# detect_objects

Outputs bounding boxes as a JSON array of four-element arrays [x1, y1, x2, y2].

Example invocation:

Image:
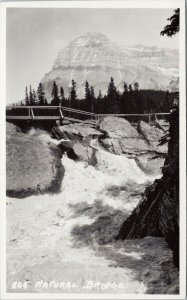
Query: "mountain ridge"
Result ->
[[41, 32, 179, 99]]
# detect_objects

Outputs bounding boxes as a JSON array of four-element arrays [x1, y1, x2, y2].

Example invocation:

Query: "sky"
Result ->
[[6, 8, 179, 104]]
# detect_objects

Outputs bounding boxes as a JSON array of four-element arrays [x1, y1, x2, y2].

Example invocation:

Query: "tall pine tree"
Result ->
[[123, 82, 128, 93], [98, 90, 102, 100], [134, 82, 139, 91], [129, 84, 132, 92], [32, 89, 39, 105], [70, 80, 77, 108], [25, 86, 30, 105], [107, 77, 120, 114], [85, 81, 91, 111], [90, 86, 95, 113], [60, 86, 65, 106], [97, 90, 103, 113], [37, 83, 45, 105], [29, 85, 34, 105], [51, 81, 60, 105]]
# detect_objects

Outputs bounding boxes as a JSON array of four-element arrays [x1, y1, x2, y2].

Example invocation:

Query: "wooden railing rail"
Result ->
[[6, 105, 170, 126]]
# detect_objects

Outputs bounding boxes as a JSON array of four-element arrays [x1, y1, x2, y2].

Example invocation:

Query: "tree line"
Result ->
[[21, 78, 175, 114]]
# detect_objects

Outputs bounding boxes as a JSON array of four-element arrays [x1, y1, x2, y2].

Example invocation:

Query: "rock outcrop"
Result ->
[[138, 120, 168, 154], [99, 116, 139, 139], [138, 120, 163, 142], [117, 107, 179, 268], [6, 122, 64, 198], [51, 123, 101, 164], [98, 117, 167, 157], [41, 32, 179, 99], [52, 123, 102, 140], [51, 116, 167, 176]]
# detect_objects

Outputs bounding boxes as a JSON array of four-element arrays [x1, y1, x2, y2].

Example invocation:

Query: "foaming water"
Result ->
[[6, 152, 149, 293], [95, 149, 160, 185], [27, 127, 61, 145], [6, 131, 177, 294], [26, 129, 160, 209]]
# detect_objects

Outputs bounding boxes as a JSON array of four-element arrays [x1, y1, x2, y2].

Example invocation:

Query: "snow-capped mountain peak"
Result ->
[[42, 32, 179, 99]]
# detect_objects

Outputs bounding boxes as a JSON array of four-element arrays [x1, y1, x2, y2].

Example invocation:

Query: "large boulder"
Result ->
[[98, 117, 153, 156], [137, 121, 168, 153], [138, 120, 163, 142], [51, 123, 101, 164], [99, 116, 139, 138], [59, 140, 97, 165], [99, 137, 150, 156], [6, 122, 21, 135], [6, 123, 64, 198]]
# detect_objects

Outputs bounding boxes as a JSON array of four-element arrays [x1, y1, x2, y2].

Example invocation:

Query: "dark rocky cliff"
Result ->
[[117, 104, 179, 268]]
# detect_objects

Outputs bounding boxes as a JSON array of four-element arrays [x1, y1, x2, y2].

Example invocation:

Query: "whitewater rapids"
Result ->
[[6, 131, 179, 294]]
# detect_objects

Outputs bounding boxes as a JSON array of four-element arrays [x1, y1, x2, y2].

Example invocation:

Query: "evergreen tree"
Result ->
[[97, 90, 103, 114], [98, 90, 102, 100], [70, 80, 77, 108], [37, 83, 45, 105], [85, 81, 90, 99], [129, 84, 133, 92], [162, 90, 170, 112], [123, 82, 128, 93], [90, 86, 95, 113], [25, 86, 30, 105], [29, 85, 34, 105], [85, 81, 91, 111], [121, 83, 128, 113], [134, 82, 139, 91], [107, 77, 120, 114], [60, 86, 65, 106], [51, 81, 60, 105], [32, 89, 38, 105], [160, 9, 179, 37]]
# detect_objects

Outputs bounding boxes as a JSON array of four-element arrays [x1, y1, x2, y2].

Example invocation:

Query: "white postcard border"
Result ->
[[0, 1, 186, 299]]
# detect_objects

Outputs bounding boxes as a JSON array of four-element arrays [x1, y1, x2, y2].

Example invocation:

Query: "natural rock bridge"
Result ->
[[6, 105, 169, 126]]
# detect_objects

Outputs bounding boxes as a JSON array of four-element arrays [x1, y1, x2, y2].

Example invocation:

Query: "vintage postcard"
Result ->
[[0, 0, 186, 299]]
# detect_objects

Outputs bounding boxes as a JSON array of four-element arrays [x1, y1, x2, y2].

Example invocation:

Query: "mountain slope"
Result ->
[[41, 32, 179, 100]]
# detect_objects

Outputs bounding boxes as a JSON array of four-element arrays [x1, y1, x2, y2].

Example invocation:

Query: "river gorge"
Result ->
[[6, 117, 179, 294]]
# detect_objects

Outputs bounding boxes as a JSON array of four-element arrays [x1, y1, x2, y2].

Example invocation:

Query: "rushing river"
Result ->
[[6, 130, 179, 294]]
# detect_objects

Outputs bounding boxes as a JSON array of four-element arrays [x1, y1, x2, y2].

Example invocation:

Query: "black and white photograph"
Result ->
[[0, 0, 186, 299]]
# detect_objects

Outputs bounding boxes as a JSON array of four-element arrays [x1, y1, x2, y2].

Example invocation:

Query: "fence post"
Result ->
[[59, 107, 63, 120], [149, 114, 151, 125], [95, 114, 97, 126], [153, 113, 156, 126], [31, 108, 34, 120]]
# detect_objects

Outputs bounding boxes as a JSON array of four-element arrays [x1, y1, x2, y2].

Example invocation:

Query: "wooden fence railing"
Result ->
[[6, 105, 170, 126]]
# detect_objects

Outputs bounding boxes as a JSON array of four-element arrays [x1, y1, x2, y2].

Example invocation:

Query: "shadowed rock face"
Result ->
[[41, 32, 179, 99], [6, 122, 64, 198], [116, 108, 179, 268]]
